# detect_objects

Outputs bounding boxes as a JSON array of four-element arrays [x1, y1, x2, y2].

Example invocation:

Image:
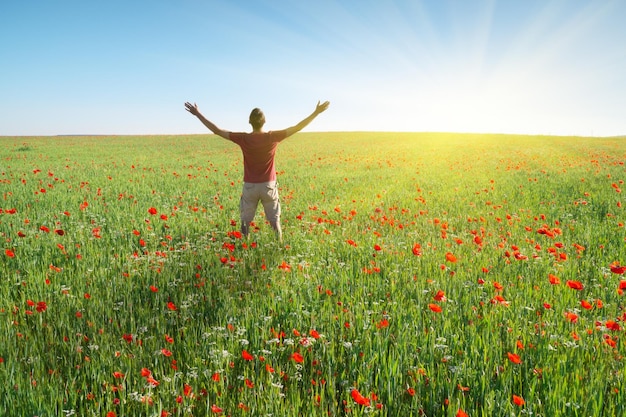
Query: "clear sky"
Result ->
[[1, 0, 625, 137]]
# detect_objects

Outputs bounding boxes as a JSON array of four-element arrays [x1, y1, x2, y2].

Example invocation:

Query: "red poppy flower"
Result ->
[[210, 404, 223, 414], [433, 290, 446, 301], [428, 303, 442, 313], [351, 388, 371, 406], [291, 352, 304, 363], [5, 249, 15, 258], [412, 243, 422, 256], [565, 312, 578, 323], [148, 207, 158, 215], [507, 352, 521, 364], [606, 320, 621, 331], [611, 265, 626, 275], [456, 409, 469, 417], [36, 301, 48, 313], [183, 383, 193, 396], [146, 376, 159, 386], [548, 274, 560, 285], [512, 394, 525, 406], [242, 350, 254, 361], [566, 280, 584, 290], [376, 318, 389, 329], [167, 302, 177, 311], [445, 252, 457, 263]]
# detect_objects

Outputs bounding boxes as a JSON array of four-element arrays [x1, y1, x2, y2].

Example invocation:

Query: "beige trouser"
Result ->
[[239, 181, 281, 238]]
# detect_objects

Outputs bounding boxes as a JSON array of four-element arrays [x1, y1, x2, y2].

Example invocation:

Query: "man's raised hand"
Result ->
[[315, 101, 330, 114], [184, 102, 200, 117]]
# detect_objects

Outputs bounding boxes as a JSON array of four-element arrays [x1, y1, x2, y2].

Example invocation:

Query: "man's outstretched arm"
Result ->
[[184, 102, 231, 139], [285, 101, 330, 138]]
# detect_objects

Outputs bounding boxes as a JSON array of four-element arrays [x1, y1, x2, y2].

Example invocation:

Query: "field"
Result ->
[[1, 132, 625, 416]]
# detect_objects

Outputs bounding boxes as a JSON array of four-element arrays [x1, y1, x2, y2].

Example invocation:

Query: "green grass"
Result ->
[[1, 132, 625, 416]]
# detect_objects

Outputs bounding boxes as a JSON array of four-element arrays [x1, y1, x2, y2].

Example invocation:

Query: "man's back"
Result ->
[[228, 130, 288, 183]]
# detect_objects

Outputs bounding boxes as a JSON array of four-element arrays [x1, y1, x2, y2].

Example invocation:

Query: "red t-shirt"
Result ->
[[228, 130, 288, 183]]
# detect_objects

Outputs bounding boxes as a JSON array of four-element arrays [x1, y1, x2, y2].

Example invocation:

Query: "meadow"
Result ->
[[1, 132, 625, 417]]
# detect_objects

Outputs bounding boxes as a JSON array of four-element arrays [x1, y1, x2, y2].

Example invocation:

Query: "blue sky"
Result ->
[[1, 0, 625, 136]]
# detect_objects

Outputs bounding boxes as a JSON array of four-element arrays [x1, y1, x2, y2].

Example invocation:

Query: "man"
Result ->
[[184, 100, 330, 241]]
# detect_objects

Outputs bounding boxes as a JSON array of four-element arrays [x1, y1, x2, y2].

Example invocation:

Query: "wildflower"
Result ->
[[611, 264, 626, 275], [242, 350, 254, 361], [428, 303, 442, 313], [548, 274, 560, 285], [146, 376, 159, 387], [433, 290, 446, 301], [376, 318, 389, 329], [291, 352, 304, 363], [350, 388, 370, 406], [456, 410, 469, 417], [148, 207, 158, 215], [565, 312, 579, 323], [606, 320, 621, 331], [6, 249, 16, 259], [445, 252, 457, 263], [406, 387, 415, 396], [566, 280, 584, 290], [507, 352, 521, 364], [210, 404, 223, 414], [512, 394, 525, 406]]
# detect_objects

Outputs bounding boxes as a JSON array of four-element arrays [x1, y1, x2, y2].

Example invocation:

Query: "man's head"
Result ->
[[249, 108, 266, 131]]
